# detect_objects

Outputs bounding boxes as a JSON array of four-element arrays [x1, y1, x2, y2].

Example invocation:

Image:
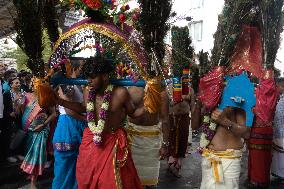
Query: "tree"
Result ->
[[171, 26, 194, 77]]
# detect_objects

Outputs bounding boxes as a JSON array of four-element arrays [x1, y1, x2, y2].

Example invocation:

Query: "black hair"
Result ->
[[81, 56, 114, 78], [276, 77, 284, 83], [4, 70, 16, 81], [8, 77, 19, 87]]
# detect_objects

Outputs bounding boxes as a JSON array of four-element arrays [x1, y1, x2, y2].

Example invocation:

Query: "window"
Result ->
[[189, 21, 203, 41]]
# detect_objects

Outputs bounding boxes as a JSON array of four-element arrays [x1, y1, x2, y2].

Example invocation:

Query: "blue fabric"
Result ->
[[52, 114, 86, 189], [52, 150, 78, 189], [53, 114, 86, 148], [2, 81, 10, 93]]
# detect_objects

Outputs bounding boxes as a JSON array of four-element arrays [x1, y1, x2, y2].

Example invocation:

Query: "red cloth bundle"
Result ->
[[198, 66, 225, 111], [254, 78, 279, 122]]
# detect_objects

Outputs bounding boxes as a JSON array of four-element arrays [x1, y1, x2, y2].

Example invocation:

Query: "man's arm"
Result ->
[[212, 109, 251, 139], [54, 87, 86, 113], [191, 99, 203, 130]]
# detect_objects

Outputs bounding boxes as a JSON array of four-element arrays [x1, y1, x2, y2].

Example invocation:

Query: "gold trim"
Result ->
[[113, 140, 123, 189], [141, 179, 159, 186], [53, 23, 146, 77], [249, 143, 272, 150], [126, 128, 160, 137]]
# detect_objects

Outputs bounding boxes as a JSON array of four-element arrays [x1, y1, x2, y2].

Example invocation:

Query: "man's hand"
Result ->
[[211, 109, 229, 126], [159, 146, 169, 160], [33, 124, 45, 132], [10, 112, 16, 118]]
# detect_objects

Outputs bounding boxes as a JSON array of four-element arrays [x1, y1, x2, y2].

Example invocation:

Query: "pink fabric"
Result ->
[[254, 79, 279, 122], [198, 66, 225, 111]]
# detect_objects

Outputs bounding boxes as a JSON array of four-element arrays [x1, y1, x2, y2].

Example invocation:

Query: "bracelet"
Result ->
[[162, 141, 169, 148]]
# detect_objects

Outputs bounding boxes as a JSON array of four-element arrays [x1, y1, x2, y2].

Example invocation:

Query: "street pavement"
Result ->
[[0, 136, 283, 189]]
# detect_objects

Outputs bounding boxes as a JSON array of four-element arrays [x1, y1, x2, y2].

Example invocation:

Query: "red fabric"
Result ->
[[254, 78, 279, 122], [248, 126, 273, 186], [248, 148, 272, 186], [227, 25, 264, 78], [198, 66, 224, 111], [76, 128, 143, 189], [173, 90, 182, 103]]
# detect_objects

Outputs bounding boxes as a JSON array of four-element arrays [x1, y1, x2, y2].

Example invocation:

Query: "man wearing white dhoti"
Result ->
[[127, 86, 170, 188], [271, 78, 284, 180]]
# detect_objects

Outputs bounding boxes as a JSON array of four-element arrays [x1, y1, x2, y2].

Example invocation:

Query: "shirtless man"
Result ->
[[54, 56, 144, 189], [127, 86, 170, 188], [192, 101, 251, 189], [168, 84, 195, 177]]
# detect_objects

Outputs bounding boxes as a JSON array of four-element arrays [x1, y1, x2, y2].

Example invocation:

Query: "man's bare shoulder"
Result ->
[[113, 86, 129, 99]]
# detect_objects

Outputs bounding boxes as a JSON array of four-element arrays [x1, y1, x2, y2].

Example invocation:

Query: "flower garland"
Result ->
[[86, 84, 114, 145], [197, 114, 217, 154]]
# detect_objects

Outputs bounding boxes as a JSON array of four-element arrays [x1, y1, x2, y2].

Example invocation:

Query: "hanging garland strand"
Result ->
[[13, 0, 45, 77]]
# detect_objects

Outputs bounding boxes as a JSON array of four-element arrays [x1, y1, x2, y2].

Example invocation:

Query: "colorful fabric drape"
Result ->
[[21, 94, 49, 176], [52, 114, 86, 189], [198, 66, 224, 111], [76, 128, 143, 189], [144, 77, 162, 114]]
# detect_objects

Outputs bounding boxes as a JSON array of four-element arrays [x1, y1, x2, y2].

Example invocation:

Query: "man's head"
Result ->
[[70, 60, 81, 78], [81, 56, 114, 90], [4, 70, 17, 81], [0, 64, 6, 79], [276, 78, 284, 94]]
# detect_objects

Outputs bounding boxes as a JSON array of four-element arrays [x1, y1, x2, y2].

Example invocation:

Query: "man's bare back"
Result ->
[[128, 86, 159, 126]]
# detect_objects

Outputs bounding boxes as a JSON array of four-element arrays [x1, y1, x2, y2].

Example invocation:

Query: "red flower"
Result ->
[[132, 13, 139, 21], [83, 0, 102, 9], [119, 13, 126, 22]]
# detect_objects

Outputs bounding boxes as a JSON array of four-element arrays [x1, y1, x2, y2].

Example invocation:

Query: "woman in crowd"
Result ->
[[20, 79, 56, 189], [3, 77, 25, 163]]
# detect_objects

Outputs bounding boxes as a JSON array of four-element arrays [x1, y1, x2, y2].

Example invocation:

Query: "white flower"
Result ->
[[97, 120, 105, 127], [200, 133, 210, 148], [203, 116, 210, 123], [209, 122, 217, 130], [87, 102, 94, 111], [101, 102, 109, 109], [93, 135, 102, 142]]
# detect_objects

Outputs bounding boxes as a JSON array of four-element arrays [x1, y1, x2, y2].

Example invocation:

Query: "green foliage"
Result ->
[[2, 31, 52, 72], [171, 26, 194, 77], [13, 0, 44, 77], [138, 0, 172, 75], [198, 50, 210, 77]]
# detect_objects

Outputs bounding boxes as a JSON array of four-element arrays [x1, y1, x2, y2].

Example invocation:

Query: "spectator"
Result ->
[[3, 70, 17, 93], [0, 64, 6, 161], [3, 77, 25, 163], [18, 71, 33, 92]]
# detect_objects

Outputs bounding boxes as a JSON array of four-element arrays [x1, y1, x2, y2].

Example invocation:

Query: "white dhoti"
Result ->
[[126, 122, 161, 186], [271, 139, 284, 178], [200, 148, 242, 189]]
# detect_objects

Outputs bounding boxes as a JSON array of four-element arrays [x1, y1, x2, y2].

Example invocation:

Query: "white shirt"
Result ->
[[0, 80, 3, 118]]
